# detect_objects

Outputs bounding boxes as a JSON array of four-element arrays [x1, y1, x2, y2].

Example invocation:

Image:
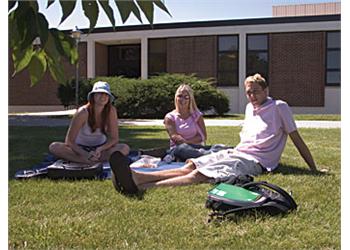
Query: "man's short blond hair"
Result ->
[[244, 73, 268, 89]]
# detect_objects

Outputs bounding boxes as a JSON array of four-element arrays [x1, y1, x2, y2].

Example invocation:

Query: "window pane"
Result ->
[[218, 36, 238, 51], [120, 47, 139, 61], [327, 50, 340, 69], [148, 39, 167, 76], [149, 39, 167, 53], [217, 36, 239, 86], [217, 71, 238, 86], [247, 35, 268, 50], [148, 53, 166, 75], [247, 51, 268, 77], [327, 71, 340, 85], [327, 32, 340, 49], [218, 52, 238, 71], [109, 45, 141, 78]]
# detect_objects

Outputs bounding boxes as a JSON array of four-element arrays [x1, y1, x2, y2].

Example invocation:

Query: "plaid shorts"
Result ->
[[190, 149, 264, 183]]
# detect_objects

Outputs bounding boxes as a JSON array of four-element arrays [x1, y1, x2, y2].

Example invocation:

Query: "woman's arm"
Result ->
[[289, 130, 317, 172], [65, 108, 90, 158], [164, 116, 186, 144], [197, 115, 207, 142]]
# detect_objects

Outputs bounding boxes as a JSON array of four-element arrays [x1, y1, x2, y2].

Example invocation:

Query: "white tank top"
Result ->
[[75, 119, 107, 146]]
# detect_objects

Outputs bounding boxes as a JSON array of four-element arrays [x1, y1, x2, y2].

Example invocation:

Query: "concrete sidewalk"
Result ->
[[8, 110, 340, 128], [117, 118, 341, 128]]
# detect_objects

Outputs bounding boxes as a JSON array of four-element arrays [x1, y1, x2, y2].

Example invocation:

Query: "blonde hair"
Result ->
[[174, 84, 199, 114], [244, 73, 268, 89]]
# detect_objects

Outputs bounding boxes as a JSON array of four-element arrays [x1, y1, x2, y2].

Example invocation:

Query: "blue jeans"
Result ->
[[168, 143, 233, 162]]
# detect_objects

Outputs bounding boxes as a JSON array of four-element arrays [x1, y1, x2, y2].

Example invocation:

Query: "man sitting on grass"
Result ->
[[109, 73, 318, 195]]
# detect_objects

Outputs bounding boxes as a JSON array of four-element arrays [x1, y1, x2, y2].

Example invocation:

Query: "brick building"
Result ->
[[9, 7, 341, 114]]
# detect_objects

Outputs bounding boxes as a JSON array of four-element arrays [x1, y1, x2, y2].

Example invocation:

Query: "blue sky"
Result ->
[[38, 0, 341, 31]]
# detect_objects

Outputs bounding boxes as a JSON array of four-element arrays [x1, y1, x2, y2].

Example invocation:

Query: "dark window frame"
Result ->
[[325, 31, 341, 86], [246, 33, 269, 82], [216, 35, 239, 87]]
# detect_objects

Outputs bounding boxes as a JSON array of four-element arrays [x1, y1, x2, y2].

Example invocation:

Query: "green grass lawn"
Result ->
[[9, 126, 340, 249]]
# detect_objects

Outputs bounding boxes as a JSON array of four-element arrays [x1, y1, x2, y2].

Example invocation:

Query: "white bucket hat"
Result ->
[[87, 81, 115, 102]]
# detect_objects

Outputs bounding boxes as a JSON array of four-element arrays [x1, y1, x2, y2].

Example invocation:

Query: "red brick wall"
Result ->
[[167, 36, 217, 79], [9, 42, 87, 105], [95, 42, 108, 76], [269, 32, 325, 106]]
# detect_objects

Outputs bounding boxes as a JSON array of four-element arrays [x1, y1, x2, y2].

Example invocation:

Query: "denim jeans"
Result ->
[[168, 143, 233, 162]]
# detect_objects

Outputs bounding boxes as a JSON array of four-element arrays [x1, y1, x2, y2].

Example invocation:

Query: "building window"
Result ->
[[246, 34, 268, 80], [148, 38, 167, 76], [217, 35, 239, 86], [108, 44, 140, 78], [326, 31, 340, 86]]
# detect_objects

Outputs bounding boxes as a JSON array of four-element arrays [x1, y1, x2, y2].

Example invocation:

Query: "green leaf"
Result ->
[[47, 57, 66, 84], [9, 0, 171, 87], [12, 45, 34, 75], [153, 0, 172, 17], [8, 12, 19, 48], [11, 1, 37, 51], [49, 29, 76, 63], [69, 45, 79, 65], [115, 0, 142, 23], [61, 36, 78, 65], [47, 0, 55, 8], [43, 31, 67, 83], [136, 0, 154, 24], [8, 0, 17, 11], [28, 1, 39, 12], [28, 50, 47, 86], [98, 0, 115, 29], [82, 0, 99, 32], [44, 31, 61, 60], [36, 13, 49, 47], [59, 0, 76, 24]]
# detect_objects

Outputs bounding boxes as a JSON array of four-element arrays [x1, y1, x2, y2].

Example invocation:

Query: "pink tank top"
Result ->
[[165, 110, 205, 147]]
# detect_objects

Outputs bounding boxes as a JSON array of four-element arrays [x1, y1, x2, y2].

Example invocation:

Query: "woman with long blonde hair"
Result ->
[[160, 84, 209, 162]]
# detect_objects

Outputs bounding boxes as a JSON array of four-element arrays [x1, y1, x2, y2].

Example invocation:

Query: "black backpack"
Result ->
[[15, 160, 103, 180], [205, 178, 297, 222], [46, 160, 103, 179]]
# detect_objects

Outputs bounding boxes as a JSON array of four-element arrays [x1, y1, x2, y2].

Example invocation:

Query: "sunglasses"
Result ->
[[176, 94, 190, 100]]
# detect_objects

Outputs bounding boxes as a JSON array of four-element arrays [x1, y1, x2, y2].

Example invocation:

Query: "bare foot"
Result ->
[[131, 171, 141, 186]]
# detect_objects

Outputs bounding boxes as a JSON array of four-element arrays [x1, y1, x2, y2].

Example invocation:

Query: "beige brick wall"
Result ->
[[273, 2, 340, 16], [167, 36, 217, 79]]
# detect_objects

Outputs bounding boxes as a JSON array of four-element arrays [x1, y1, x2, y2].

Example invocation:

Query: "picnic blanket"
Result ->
[[14, 152, 185, 180]]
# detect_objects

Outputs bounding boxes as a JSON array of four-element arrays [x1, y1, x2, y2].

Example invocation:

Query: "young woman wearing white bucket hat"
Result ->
[[49, 81, 129, 164]]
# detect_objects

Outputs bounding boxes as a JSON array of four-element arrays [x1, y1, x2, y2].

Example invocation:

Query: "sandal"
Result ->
[[109, 151, 139, 195]]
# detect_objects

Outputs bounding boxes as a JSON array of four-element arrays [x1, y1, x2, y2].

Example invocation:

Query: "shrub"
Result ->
[[57, 74, 230, 118], [57, 78, 93, 108]]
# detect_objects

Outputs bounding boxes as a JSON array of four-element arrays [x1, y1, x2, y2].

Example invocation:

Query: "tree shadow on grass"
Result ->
[[9, 126, 170, 179], [273, 163, 330, 176], [119, 126, 169, 149]]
